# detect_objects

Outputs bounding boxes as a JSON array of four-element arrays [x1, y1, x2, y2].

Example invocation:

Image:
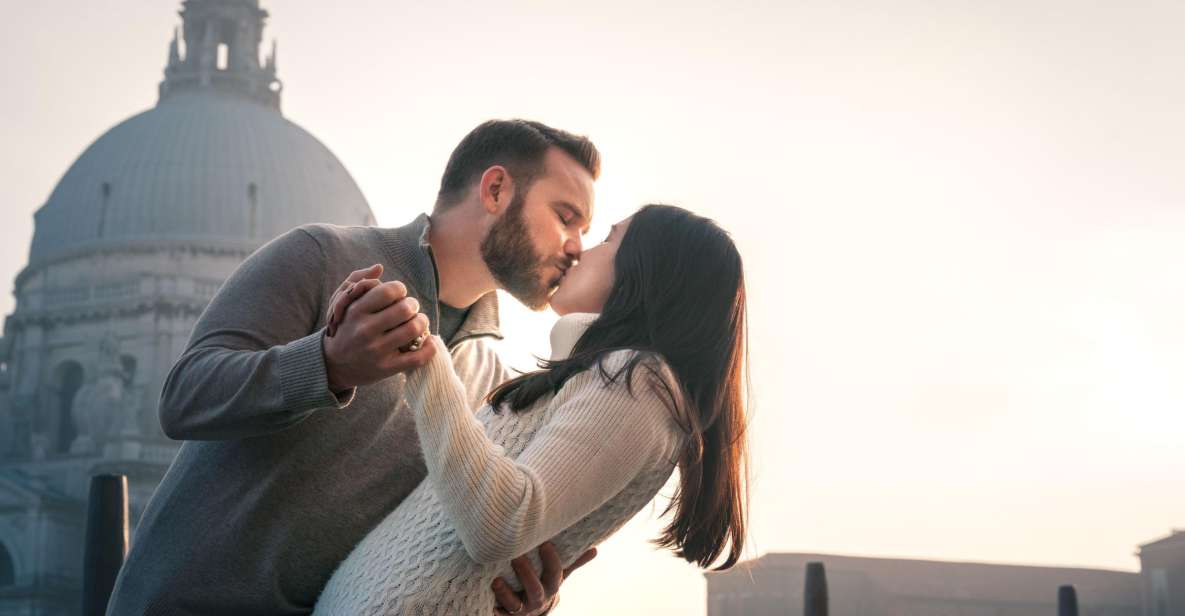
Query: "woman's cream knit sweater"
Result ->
[[314, 314, 685, 615]]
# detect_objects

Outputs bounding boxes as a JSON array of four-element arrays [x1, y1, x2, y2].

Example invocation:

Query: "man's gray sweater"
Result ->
[[106, 215, 506, 615]]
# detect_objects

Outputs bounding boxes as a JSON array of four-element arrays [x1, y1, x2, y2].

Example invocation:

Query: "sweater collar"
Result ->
[[378, 213, 502, 343], [549, 313, 599, 361]]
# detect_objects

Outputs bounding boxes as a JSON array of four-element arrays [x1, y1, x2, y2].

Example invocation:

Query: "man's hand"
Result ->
[[322, 264, 434, 392], [492, 543, 597, 616]]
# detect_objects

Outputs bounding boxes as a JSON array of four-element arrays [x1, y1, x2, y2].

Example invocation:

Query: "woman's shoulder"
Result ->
[[587, 350, 687, 452], [598, 347, 677, 377], [559, 349, 685, 412]]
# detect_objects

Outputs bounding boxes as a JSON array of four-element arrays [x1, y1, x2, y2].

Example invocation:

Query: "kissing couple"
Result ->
[[107, 119, 750, 615]]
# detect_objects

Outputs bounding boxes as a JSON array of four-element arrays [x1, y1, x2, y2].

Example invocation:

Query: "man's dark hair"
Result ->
[[434, 119, 601, 210]]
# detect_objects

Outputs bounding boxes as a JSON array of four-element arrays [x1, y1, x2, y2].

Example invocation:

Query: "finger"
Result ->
[[511, 556, 545, 612], [334, 279, 381, 328], [382, 334, 437, 374], [327, 279, 378, 336], [330, 264, 383, 312], [388, 315, 431, 353], [326, 297, 343, 336], [349, 277, 380, 299], [377, 313, 428, 350], [331, 264, 382, 307], [326, 286, 350, 335], [351, 280, 408, 315], [368, 297, 421, 335], [327, 266, 383, 335], [538, 543, 563, 597], [563, 547, 597, 578], [345, 263, 383, 285], [326, 283, 353, 331], [491, 578, 524, 615]]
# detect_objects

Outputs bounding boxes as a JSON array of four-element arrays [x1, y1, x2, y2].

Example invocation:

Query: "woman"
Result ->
[[313, 204, 749, 615]]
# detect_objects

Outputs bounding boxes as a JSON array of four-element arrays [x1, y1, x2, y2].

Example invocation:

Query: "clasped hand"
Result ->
[[321, 264, 598, 615], [322, 264, 434, 393]]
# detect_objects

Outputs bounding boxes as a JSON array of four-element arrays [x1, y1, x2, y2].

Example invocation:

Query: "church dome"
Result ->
[[27, 92, 375, 266], [26, 0, 375, 267]]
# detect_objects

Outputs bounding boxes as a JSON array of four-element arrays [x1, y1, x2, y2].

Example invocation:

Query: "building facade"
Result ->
[[0, 2, 375, 613], [1138, 530, 1185, 616], [706, 552, 1147, 616]]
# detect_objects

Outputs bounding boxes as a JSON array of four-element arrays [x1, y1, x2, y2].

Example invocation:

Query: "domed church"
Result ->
[[0, 1, 375, 612]]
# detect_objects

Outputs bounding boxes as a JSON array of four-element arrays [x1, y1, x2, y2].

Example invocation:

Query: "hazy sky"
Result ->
[[3, 2, 1184, 614]]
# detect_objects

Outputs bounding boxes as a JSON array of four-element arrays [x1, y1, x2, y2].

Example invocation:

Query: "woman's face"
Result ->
[[549, 216, 633, 315]]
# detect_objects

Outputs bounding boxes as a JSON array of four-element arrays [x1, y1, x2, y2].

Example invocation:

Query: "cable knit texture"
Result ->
[[314, 315, 685, 615]]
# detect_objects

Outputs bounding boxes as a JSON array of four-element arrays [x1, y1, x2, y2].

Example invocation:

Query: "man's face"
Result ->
[[481, 147, 595, 310]]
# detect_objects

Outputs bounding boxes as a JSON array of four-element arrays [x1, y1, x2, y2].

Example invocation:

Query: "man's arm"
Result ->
[[158, 227, 346, 440], [492, 543, 597, 616]]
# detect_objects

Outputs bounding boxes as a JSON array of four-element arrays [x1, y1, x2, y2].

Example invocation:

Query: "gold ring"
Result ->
[[401, 331, 429, 352]]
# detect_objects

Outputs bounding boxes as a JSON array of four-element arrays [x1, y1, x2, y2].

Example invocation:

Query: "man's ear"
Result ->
[[478, 166, 515, 215]]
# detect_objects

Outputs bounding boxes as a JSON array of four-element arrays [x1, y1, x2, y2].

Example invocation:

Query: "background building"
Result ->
[[1138, 529, 1185, 616], [0, 1, 374, 613], [705, 540, 1185, 616]]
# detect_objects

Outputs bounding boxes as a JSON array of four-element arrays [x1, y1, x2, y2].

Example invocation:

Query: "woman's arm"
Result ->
[[449, 337, 516, 414], [406, 337, 681, 564]]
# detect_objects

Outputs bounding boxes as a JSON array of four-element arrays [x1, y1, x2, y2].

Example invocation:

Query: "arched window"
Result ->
[[217, 43, 229, 70], [0, 542, 14, 586], [55, 361, 84, 453]]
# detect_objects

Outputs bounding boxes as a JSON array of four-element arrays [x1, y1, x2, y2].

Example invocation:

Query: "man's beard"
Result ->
[[480, 195, 561, 310]]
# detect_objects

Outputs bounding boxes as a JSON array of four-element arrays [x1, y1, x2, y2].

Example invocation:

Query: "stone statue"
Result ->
[[70, 333, 133, 454]]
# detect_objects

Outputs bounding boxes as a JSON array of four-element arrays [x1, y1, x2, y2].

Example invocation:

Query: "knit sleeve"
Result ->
[[447, 337, 514, 414], [405, 337, 682, 564]]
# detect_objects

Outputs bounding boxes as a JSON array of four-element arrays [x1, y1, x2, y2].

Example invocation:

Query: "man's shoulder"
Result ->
[[291, 223, 404, 272], [295, 218, 428, 266], [292, 219, 442, 302], [292, 222, 380, 250]]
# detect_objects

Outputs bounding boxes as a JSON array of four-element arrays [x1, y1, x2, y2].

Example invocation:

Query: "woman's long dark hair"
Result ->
[[487, 204, 749, 570]]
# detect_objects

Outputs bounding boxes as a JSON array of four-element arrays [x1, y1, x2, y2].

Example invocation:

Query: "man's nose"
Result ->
[[564, 235, 582, 262]]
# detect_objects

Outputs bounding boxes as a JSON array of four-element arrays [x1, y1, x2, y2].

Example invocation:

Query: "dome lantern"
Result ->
[[160, 0, 282, 111]]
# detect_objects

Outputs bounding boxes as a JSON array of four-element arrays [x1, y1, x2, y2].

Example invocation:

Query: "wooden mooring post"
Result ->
[[804, 561, 829, 616], [1058, 584, 1079, 616], [82, 474, 129, 616]]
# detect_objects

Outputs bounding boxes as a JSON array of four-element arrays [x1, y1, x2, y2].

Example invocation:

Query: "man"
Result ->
[[107, 119, 600, 615]]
